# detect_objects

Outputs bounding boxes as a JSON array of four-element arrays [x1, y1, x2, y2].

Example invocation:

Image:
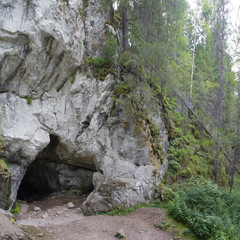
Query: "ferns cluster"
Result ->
[[167, 179, 240, 240]]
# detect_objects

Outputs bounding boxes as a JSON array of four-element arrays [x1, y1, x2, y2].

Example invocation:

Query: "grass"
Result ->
[[100, 200, 166, 216], [155, 218, 198, 240]]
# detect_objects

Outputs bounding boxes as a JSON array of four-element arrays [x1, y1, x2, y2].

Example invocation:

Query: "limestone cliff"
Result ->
[[0, 0, 169, 214]]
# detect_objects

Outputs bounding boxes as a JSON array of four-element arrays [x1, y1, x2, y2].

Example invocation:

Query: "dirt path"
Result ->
[[15, 195, 175, 240]]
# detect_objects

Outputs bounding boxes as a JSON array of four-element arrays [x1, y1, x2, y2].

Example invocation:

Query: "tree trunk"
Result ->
[[122, 7, 129, 51]]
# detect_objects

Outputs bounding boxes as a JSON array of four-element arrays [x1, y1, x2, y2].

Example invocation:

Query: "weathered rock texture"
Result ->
[[0, 209, 30, 240], [81, 172, 153, 215], [0, 0, 169, 213]]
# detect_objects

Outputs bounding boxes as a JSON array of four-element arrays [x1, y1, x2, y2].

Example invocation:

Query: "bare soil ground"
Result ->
[[14, 195, 176, 240]]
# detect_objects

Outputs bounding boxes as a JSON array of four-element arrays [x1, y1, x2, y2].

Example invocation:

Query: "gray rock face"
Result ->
[[81, 172, 153, 215], [0, 0, 169, 213], [0, 209, 30, 240], [0, 0, 84, 98]]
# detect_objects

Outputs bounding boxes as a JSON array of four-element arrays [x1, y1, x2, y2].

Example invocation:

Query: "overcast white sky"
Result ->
[[188, 0, 240, 72], [229, 0, 240, 26], [188, 0, 240, 27]]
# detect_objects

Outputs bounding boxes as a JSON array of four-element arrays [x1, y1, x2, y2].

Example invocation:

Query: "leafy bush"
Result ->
[[167, 179, 240, 240]]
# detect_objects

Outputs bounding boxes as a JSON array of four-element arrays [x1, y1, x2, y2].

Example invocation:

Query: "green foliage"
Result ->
[[114, 82, 131, 97], [78, 0, 88, 19], [168, 160, 181, 173], [83, 34, 118, 80], [22, 97, 33, 105], [11, 202, 20, 214], [0, 159, 9, 174], [167, 179, 240, 240], [116, 233, 125, 239], [159, 184, 178, 202], [163, 111, 231, 185], [0, 159, 7, 169], [100, 34, 118, 64], [101, 201, 162, 216], [71, 73, 76, 84], [26, 98, 32, 105], [114, 52, 165, 119], [154, 217, 197, 240], [10, 217, 15, 224], [118, 51, 139, 72], [155, 220, 173, 230]]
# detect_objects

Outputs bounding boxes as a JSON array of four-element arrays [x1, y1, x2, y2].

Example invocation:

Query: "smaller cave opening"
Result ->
[[17, 134, 95, 202]]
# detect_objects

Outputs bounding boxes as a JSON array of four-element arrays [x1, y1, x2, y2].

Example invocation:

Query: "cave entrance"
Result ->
[[17, 135, 95, 202]]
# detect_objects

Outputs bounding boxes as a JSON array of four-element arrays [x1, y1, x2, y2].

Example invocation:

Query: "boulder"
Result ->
[[81, 173, 153, 215]]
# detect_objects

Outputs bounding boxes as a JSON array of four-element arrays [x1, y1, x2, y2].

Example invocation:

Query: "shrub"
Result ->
[[167, 179, 240, 240]]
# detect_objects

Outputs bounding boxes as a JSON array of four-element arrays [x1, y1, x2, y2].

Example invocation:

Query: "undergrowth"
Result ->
[[167, 179, 240, 240], [102, 199, 197, 240], [165, 110, 228, 186], [98, 200, 164, 216], [102, 179, 240, 240], [83, 33, 118, 80]]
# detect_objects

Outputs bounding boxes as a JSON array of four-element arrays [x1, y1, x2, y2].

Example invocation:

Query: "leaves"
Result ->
[[167, 180, 240, 240]]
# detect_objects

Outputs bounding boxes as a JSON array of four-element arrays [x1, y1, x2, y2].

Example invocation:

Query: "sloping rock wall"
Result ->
[[0, 209, 30, 240], [0, 0, 169, 213]]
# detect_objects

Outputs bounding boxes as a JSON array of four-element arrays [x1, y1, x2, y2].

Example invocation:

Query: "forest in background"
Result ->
[[95, 0, 240, 239], [97, 0, 240, 188]]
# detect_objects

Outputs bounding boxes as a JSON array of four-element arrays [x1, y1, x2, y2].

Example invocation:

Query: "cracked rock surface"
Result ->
[[0, 0, 169, 213]]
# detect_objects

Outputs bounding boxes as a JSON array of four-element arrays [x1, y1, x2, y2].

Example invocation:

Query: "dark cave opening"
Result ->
[[17, 158, 62, 201], [17, 134, 95, 202]]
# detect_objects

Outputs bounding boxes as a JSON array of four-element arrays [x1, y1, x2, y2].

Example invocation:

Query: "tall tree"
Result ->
[[213, 0, 229, 183]]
